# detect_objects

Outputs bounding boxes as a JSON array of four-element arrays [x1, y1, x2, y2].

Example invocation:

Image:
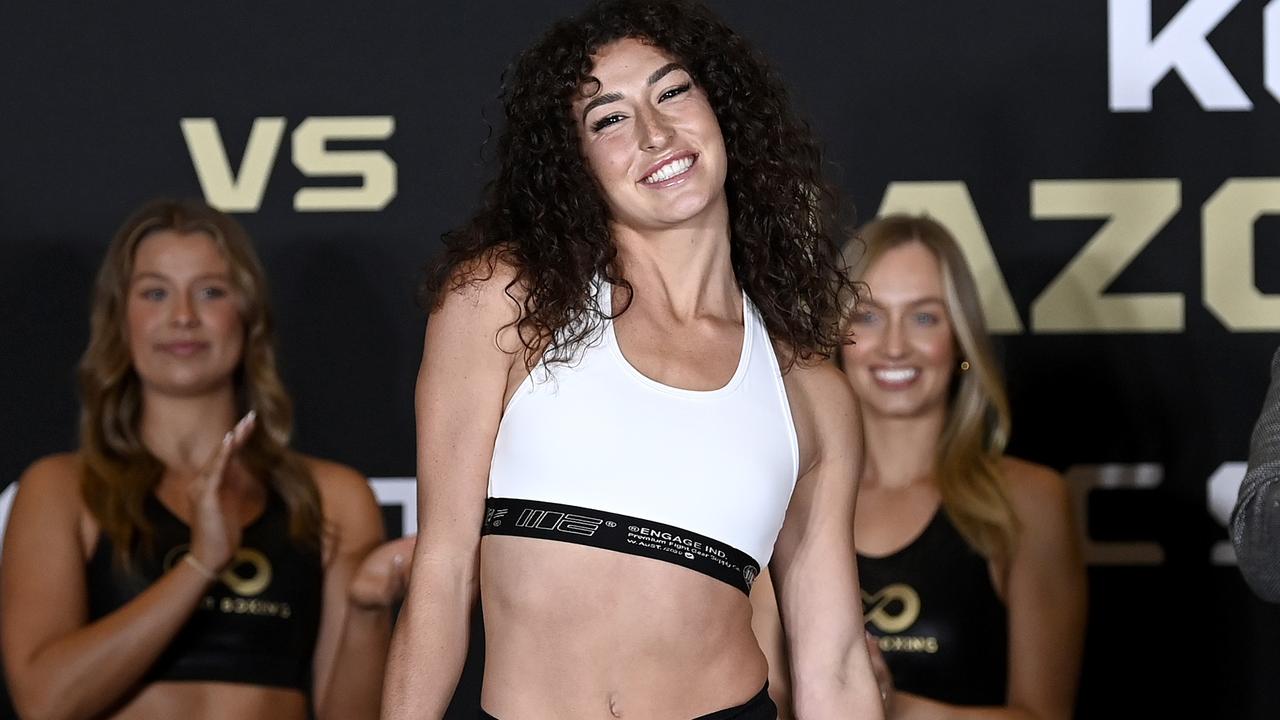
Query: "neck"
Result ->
[[861, 405, 947, 490], [138, 382, 239, 477], [609, 201, 737, 320]]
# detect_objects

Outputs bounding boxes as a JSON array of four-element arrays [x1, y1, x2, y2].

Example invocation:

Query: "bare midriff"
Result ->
[[105, 682, 307, 720], [480, 535, 768, 719]]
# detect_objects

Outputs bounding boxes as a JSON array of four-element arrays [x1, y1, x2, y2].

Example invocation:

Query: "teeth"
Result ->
[[873, 367, 918, 383], [643, 156, 694, 184]]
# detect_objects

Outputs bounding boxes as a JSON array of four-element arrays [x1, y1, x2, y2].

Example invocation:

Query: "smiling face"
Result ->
[[574, 37, 729, 232], [840, 240, 958, 420], [125, 229, 245, 397]]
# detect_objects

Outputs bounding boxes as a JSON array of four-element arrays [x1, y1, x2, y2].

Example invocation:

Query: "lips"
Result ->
[[870, 366, 919, 388], [157, 341, 209, 357], [639, 152, 697, 185]]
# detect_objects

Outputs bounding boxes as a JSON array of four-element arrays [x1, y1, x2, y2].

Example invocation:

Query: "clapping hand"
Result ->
[[186, 411, 256, 576]]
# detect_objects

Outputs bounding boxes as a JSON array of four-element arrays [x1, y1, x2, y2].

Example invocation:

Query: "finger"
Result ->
[[393, 552, 410, 583], [864, 631, 883, 660], [230, 410, 257, 448], [202, 431, 236, 496]]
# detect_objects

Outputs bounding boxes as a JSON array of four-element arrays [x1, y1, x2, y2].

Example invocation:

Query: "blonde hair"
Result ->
[[79, 199, 322, 566], [843, 214, 1018, 561]]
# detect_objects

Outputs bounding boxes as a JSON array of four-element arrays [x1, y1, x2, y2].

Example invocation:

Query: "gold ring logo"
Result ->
[[862, 583, 921, 634], [165, 546, 273, 597]]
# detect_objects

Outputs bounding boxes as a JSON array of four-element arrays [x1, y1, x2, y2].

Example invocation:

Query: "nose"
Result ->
[[882, 316, 907, 359], [170, 291, 198, 328], [635, 107, 673, 151]]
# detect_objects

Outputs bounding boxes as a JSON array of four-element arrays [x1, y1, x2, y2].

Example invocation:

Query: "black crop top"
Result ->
[[857, 507, 1008, 706], [85, 491, 322, 691]]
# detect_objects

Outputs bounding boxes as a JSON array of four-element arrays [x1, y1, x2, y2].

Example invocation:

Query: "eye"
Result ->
[[849, 309, 879, 325], [139, 287, 167, 301], [591, 114, 626, 132], [198, 285, 229, 300], [914, 312, 939, 326], [658, 83, 690, 102]]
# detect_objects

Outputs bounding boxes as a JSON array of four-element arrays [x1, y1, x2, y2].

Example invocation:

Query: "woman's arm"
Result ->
[[309, 460, 397, 720], [885, 461, 1087, 720], [749, 568, 794, 719], [771, 363, 883, 720], [1, 420, 253, 720], [381, 262, 524, 720]]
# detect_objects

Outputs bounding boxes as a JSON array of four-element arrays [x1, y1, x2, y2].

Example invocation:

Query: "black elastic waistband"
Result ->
[[482, 497, 761, 595]]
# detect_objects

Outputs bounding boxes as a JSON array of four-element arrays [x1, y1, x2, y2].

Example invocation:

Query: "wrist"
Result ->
[[182, 553, 221, 582]]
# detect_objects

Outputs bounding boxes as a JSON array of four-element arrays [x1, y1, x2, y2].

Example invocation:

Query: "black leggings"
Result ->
[[479, 684, 776, 719]]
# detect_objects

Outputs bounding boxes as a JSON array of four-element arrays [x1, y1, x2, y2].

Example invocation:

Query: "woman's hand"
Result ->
[[187, 411, 256, 573], [866, 631, 897, 718], [349, 535, 416, 609]]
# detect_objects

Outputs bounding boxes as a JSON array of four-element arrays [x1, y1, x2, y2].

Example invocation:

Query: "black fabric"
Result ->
[[85, 491, 322, 690], [482, 497, 761, 595], [478, 683, 776, 719], [858, 508, 1008, 706]]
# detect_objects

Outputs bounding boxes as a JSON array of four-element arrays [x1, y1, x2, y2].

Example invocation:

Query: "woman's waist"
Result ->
[[480, 583, 766, 719], [110, 681, 307, 720], [481, 535, 758, 646]]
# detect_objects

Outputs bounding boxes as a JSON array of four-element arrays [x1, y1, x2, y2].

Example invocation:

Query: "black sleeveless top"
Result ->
[[857, 507, 1008, 706], [85, 491, 323, 690]]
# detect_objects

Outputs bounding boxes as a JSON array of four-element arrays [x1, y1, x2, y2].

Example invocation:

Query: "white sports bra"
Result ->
[[483, 280, 799, 594]]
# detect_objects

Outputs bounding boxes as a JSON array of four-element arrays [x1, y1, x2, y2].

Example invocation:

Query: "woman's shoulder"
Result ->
[[297, 455, 385, 556], [22, 451, 82, 478], [779, 359, 859, 474], [780, 356, 855, 406], [300, 456, 375, 509], [430, 249, 533, 355], [998, 456, 1074, 529], [10, 452, 89, 533], [434, 248, 529, 317], [17, 452, 85, 503]]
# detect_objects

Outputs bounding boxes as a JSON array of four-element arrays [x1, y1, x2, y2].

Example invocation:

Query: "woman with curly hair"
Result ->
[[839, 215, 1086, 719], [1, 199, 412, 720], [384, 1, 882, 718]]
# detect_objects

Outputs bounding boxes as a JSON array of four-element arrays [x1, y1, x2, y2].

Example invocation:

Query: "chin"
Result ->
[[141, 370, 237, 398]]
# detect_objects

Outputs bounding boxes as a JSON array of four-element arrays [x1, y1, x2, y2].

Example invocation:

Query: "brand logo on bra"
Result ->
[[862, 583, 921, 634], [514, 509, 604, 537], [743, 565, 759, 590], [485, 507, 509, 527]]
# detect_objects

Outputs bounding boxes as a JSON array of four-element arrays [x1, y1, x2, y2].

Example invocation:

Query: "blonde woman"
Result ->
[[1, 199, 411, 720], [839, 214, 1086, 719]]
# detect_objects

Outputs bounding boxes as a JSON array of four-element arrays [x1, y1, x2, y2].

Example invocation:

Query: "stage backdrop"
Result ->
[[1, 1, 1276, 717]]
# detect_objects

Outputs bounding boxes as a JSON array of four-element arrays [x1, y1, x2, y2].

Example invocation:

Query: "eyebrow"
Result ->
[[859, 297, 947, 309], [130, 271, 230, 284], [579, 62, 687, 123], [647, 62, 683, 86], [581, 91, 624, 123]]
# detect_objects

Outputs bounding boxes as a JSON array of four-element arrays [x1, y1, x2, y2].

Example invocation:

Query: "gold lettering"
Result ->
[[1030, 179, 1183, 332], [181, 117, 286, 213], [1203, 178, 1280, 330], [876, 635, 939, 654], [292, 116, 397, 211]]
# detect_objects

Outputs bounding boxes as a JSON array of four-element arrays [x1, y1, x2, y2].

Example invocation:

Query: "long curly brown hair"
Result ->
[[423, 0, 857, 370], [79, 199, 322, 567]]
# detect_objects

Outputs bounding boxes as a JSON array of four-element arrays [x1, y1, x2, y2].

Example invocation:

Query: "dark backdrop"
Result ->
[[1, 1, 1276, 717]]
